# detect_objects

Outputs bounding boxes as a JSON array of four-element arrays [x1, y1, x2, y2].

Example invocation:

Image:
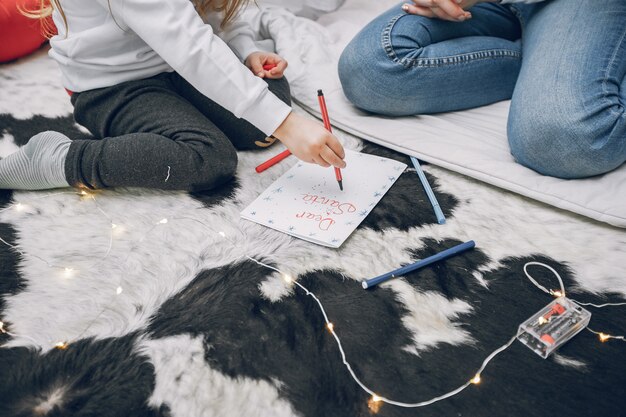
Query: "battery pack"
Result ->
[[517, 297, 591, 359]]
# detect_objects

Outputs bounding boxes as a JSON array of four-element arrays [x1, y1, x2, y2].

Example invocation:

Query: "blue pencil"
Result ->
[[362, 240, 475, 289], [410, 156, 445, 225]]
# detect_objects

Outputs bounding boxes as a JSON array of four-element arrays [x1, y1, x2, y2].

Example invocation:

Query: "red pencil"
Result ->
[[317, 89, 343, 191], [255, 148, 291, 173]]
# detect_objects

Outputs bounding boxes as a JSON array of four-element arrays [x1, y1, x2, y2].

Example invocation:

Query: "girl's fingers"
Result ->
[[267, 60, 288, 79], [262, 55, 288, 79], [320, 145, 345, 169], [274, 59, 288, 74], [325, 133, 346, 162], [313, 155, 331, 168], [247, 56, 265, 78]]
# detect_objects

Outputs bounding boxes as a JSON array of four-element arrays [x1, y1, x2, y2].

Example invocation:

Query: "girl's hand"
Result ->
[[402, 0, 495, 22], [273, 112, 346, 169], [245, 52, 288, 79]]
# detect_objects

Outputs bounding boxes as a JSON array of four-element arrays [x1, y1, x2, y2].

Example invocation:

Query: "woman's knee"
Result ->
[[508, 105, 625, 179], [339, 26, 415, 115], [339, 10, 455, 115], [338, 40, 378, 112]]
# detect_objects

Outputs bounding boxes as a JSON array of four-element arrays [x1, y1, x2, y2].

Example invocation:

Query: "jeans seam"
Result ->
[[381, 13, 521, 69], [602, 23, 626, 117], [381, 13, 405, 64], [401, 49, 521, 68]]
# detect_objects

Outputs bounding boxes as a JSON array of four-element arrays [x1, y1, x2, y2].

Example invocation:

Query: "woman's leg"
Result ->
[[507, 0, 626, 178], [338, 2, 522, 115], [172, 73, 292, 150], [68, 73, 238, 191]]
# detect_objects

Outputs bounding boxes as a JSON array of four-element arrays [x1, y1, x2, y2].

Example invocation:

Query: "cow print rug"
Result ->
[[1, 49, 625, 417]]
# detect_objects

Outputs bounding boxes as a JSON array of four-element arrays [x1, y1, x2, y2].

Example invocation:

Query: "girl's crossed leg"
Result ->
[[68, 72, 290, 191]]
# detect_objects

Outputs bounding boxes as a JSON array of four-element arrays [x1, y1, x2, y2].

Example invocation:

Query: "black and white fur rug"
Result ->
[[1, 49, 625, 417]]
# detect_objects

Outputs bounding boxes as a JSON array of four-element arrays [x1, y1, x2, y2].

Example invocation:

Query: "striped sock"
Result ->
[[0, 131, 71, 190]]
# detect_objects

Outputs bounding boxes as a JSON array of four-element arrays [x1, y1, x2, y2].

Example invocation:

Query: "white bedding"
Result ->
[[259, 0, 626, 228]]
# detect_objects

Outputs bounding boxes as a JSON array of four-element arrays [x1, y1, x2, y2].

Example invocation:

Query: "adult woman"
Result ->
[[339, 0, 626, 179]]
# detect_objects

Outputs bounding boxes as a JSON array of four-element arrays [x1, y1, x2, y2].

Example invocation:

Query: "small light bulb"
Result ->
[[0, 321, 5, 333], [15, 203, 24, 211], [599, 333, 610, 342], [63, 267, 75, 278], [538, 317, 548, 325], [471, 374, 481, 385], [218, 231, 226, 238], [158, 218, 168, 224], [552, 290, 563, 298], [116, 286, 123, 295], [327, 323, 334, 332], [112, 224, 126, 235], [55, 341, 69, 350], [282, 274, 292, 284], [78, 190, 89, 196], [368, 395, 383, 413]]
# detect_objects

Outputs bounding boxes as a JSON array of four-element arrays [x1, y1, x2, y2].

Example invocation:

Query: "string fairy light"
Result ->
[[524, 262, 626, 345], [63, 267, 76, 278], [587, 328, 626, 343], [0, 190, 125, 348], [0, 190, 115, 276], [240, 237, 625, 409], [232, 230, 523, 409], [54, 341, 69, 350], [0, 192, 623, 410]]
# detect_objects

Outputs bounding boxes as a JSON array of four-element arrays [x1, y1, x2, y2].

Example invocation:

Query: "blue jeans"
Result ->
[[338, 0, 626, 179]]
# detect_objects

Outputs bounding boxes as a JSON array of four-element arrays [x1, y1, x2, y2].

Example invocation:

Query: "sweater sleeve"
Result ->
[[205, 7, 270, 62], [99, 0, 291, 136]]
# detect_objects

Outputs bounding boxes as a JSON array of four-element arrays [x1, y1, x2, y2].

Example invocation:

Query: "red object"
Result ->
[[540, 334, 555, 345], [543, 303, 566, 321], [255, 149, 292, 173], [263, 64, 277, 71], [0, 0, 54, 62], [317, 90, 344, 191]]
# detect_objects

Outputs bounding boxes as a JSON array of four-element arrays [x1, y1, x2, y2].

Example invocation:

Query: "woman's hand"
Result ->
[[245, 51, 288, 79], [273, 112, 346, 169], [402, 0, 496, 22]]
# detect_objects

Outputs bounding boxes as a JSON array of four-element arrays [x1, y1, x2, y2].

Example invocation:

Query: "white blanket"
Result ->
[[260, 0, 626, 228]]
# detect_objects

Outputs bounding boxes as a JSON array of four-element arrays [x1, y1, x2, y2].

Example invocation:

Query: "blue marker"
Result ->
[[362, 240, 475, 289], [410, 156, 445, 225]]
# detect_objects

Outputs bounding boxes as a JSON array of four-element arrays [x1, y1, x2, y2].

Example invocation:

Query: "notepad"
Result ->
[[241, 150, 407, 248]]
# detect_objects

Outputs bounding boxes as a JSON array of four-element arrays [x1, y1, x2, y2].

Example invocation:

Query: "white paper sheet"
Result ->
[[241, 150, 407, 247]]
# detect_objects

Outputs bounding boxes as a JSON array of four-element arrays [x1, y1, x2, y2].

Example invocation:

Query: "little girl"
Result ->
[[0, 0, 346, 191]]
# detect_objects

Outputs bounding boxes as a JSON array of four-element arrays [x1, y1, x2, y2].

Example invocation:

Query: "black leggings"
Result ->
[[66, 72, 291, 191]]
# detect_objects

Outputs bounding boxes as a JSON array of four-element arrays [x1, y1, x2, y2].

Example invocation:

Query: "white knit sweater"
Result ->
[[49, 0, 291, 136]]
